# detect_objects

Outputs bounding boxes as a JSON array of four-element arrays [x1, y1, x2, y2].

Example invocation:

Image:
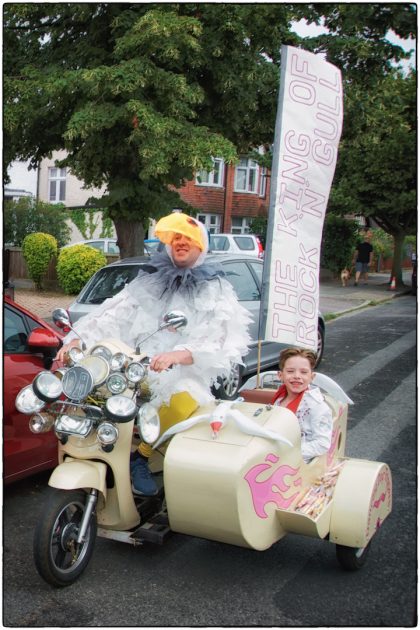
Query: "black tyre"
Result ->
[[315, 321, 325, 367], [213, 363, 243, 400], [33, 488, 97, 587], [336, 541, 371, 571]]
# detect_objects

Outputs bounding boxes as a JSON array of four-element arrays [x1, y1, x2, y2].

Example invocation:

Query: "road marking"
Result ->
[[346, 371, 416, 460], [334, 329, 416, 393]]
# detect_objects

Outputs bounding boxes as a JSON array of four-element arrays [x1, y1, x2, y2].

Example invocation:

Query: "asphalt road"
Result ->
[[3, 295, 417, 627]]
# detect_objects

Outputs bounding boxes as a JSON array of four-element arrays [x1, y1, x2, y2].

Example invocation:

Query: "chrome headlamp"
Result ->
[[110, 352, 127, 371], [125, 361, 146, 384], [29, 412, 55, 434], [137, 403, 160, 444], [67, 346, 85, 365], [16, 385, 46, 414], [55, 414, 93, 437], [105, 395, 138, 423], [91, 345, 113, 362], [79, 355, 110, 387], [97, 421, 119, 446], [106, 373, 128, 395], [33, 371, 63, 403]]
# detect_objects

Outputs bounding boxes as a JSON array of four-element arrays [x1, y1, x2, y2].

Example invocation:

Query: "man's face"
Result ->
[[171, 233, 202, 267]]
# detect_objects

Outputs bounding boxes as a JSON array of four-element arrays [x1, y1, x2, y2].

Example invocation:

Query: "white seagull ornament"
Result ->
[[153, 400, 293, 449]]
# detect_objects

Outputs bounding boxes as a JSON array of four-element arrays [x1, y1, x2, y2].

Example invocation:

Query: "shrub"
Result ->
[[320, 214, 360, 275], [5, 198, 71, 247], [22, 232, 58, 290], [57, 245, 107, 295]]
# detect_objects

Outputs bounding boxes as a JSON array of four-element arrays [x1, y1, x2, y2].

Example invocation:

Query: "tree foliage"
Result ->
[[4, 3, 417, 264], [328, 70, 416, 285], [4, 197, 71, 247], [320, 215, 360, 275], [22, 232, 58, 290], [4, 3, 302, 257], [56, 244, 107, 294]]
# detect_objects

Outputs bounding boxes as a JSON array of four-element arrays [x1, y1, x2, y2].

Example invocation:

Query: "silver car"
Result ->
[[68, 254, 325, 399]]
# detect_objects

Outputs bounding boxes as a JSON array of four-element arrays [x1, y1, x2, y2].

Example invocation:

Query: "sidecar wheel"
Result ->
[[33, 489, 97, 587], [213, 363, 243, 400], [336, 541, 371, 571]]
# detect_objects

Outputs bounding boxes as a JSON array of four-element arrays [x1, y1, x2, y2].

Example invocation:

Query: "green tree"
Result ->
[[4, 4, 416, 261], [4, 3, 304, 258], [4, 197, 71, 247], [329, 70, 416, 286]]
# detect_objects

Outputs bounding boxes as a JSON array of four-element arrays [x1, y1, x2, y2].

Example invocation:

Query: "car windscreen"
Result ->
[[79, 264, 155, 304], [233, 236, 255, 251], [209, 235, 229, 251]]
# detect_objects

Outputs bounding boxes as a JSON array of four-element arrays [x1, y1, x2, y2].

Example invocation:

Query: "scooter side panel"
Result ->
[[329, 459, 392, 548]]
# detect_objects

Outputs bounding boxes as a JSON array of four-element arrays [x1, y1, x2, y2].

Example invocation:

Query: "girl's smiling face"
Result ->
[[278, 355, 314, 396]]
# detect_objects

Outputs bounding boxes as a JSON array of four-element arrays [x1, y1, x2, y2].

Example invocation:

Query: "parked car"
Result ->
[[64, 238, 160, 256], [4, 297, 63, 483], [209, 234, 264, 258], [67, 254, 325, 399], [67, 238, 121, 255]]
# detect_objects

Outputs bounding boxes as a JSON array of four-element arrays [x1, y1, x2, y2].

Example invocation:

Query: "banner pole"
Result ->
[[256, 340, 262, 388]]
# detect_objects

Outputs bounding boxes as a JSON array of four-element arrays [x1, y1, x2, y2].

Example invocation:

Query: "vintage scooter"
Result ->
[[16, 309, 392, 588]]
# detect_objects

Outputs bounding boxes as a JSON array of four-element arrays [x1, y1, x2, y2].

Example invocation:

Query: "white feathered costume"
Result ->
[[63, 244, 252, 408]]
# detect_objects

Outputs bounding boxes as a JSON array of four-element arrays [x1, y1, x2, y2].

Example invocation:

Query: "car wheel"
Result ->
[[212, 363, 243, 400], [336, 541, 371, 571], [315, 321, 325, 367]]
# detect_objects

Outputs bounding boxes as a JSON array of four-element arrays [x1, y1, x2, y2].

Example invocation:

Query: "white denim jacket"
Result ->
[[275, 385, 333, 463]]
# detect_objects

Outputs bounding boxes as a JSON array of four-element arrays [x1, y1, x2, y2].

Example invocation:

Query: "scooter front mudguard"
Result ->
[[48, 458, 107, 497]]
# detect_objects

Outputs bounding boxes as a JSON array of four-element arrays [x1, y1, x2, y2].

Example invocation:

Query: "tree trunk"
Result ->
[[114, 218, 145, 259], [390, 232, 405, 287]]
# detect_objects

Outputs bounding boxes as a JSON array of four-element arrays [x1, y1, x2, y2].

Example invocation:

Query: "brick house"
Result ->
[[177, 157, 271, 234], [10, 152, 271, 241]]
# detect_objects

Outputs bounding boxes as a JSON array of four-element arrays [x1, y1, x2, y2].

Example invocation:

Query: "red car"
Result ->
[[4, 296, 63, 483]]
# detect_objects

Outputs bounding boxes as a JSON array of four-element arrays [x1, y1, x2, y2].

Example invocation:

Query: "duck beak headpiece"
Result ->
[[155, 213, 207, 252]]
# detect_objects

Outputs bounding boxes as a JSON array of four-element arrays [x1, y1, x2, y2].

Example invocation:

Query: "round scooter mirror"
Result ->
[[161, 311, 188, 331], [52, 308, 71, 329]]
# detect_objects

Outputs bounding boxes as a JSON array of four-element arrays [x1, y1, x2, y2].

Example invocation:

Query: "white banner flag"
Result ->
[[259, 45, 343, 350]]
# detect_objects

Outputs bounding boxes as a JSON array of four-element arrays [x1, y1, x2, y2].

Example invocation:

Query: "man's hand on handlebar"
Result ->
[[150, 350, 193, 372], [56, 339, 81, 363]]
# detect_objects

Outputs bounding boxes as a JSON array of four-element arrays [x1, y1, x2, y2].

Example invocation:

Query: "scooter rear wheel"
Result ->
[[336, 541, 371, 571], [33, 488, 97, 587]]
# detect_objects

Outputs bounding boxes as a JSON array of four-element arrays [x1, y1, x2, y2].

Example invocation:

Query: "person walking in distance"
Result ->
[[353, 230, 373, 286]]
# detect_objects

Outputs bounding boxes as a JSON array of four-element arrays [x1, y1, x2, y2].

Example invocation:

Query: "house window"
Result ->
[[48, 167, 66, 202], [196, 158, 224, 187], [259, 167, 267, 198], [197, 213, 221, 234], [231, 217, 251, 234], [234, 158, 259, 193]]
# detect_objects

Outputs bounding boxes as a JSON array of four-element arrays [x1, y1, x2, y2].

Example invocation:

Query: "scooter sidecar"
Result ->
[[162, 374, 392, 569]]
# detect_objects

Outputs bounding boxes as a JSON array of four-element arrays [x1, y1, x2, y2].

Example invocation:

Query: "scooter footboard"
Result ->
[[329, 459, 392, 548]]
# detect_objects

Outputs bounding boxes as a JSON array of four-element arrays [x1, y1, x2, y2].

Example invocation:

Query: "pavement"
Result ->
[[10, 271, 413, 322]]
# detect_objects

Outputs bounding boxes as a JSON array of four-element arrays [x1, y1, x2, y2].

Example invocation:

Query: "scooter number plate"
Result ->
[[62, 366, 94, 401]]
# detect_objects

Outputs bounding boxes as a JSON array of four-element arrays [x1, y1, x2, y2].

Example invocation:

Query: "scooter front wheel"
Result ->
[[33, 488, 97, 587]]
